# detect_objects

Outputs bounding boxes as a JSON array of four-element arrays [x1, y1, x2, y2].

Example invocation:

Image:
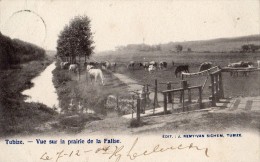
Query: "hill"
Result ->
[[99, 34, 260, 55], [0, 32, 46, 69]]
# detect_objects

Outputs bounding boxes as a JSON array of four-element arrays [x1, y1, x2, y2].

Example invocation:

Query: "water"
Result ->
[[22, 62, 60, 112]]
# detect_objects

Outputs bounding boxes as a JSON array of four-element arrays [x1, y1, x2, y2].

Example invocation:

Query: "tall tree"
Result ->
[[57, 15, 94, 63]]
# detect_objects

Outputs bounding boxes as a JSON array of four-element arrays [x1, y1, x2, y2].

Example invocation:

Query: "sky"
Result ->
[[0, 0, 259, 52]]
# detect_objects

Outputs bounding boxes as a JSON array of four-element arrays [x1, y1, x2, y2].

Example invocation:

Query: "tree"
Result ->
[[241, 44, 260, 53], [175, 44, 183, 52], [57, 15, 94, 63], [241, 44, 250, 52]]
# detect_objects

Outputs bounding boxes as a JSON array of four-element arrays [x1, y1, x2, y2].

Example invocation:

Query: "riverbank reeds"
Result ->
[[0, 59, 57, 137]]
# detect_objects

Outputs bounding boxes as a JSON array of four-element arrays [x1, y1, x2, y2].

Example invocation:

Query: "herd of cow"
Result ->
[[59, 59, 259, 85]]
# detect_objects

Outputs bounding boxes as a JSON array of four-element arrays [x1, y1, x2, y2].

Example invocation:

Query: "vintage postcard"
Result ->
[[0, 0, 259, 161]]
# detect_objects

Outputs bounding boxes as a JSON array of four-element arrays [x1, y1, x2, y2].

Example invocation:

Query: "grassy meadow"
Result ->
[[96, 51, 260, 99]]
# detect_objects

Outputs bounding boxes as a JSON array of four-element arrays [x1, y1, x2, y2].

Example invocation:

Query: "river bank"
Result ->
[[0, 57, 57, 137], [51, 60, 132, 132]]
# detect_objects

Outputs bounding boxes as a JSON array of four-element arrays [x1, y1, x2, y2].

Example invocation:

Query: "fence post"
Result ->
[[167, 82, 172, 103], [154, 79, 159, 108], [146, 84, 150, 101], [131, 95, 135, 119], [137, 98, 141, 122], [163, 93, 167, 114], [78, 58, 81, 81], [188, 89, 192, 103], [198, 86, 202, 109], [182, 89, 185, 112], [215, 73, 219, 102], [219, 72, 224, 98], [210, 74, 216, 106], [116, 94, 119, 111]]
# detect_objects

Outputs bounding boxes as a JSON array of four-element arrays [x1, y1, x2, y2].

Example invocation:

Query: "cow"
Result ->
[[199, 62, 213, 71], [175, 65, 189, 77], [148, 64, 156, 73], [228, 61, 253, 68], [128, 61, 142, 70], [127, 61, 135, 70], [228, 61, 254, 77], [141, 62, 149, 70], [159, 61, 167, 70], [86, 65, 104, 85], [149, 61, 158, 68], [84, 61, 99, 69], [69, 64, 78, 73], [110, 62, 117, 71], [60, 61, 70, 69]]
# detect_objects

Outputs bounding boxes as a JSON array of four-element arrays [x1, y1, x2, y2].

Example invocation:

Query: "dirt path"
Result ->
[[113, 72, 164, 100]]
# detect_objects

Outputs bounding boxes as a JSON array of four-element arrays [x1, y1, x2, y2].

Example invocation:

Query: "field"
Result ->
[[96, 51, 260, 99]]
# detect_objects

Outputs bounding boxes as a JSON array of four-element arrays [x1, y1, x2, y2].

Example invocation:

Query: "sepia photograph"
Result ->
[[0, 0, 259, 161]]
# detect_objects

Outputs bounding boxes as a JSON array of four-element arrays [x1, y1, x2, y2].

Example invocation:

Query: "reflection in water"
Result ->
[[22, 62, 60, 112]]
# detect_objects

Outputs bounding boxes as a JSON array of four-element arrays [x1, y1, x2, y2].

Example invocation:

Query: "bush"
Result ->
[[129, 118, 145, 128]]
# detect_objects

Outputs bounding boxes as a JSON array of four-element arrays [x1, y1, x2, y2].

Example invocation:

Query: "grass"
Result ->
[[52, 60, 133, 132], [0, 58, 57, 137], [96, 51, 260, 99]]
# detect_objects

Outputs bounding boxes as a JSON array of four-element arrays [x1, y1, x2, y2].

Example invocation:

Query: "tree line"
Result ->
[[0, 32, 46, 69]]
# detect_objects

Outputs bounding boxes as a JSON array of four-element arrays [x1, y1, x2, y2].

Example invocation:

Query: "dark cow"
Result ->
[[128, 61, 142, 70], [141, 62, 149, 70], [84, 61, 99, 67], [228, 61, 254, 77], [175, 65, 189, 77], [127, 61, 135, 70], [159, 61, 167, 70], [228, 61, 253, 68], [199, 62, 213, 71]]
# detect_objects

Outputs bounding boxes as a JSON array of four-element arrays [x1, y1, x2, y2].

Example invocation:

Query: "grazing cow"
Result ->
[[199, 62, 213, 71], [110, 62, 117, 71], [127, 61, 135, 70], [175, 65, 189, 77], [228, 61, 253, 68], [69, 64, 78, 73], [86, 65, 104, 85], [228, 61, 254, 77], [128, 61, 142, 70], [60, 61, 70, 69], [84, 61, 100, 69], [141, 62, 149, 70], [149, 61, 158, 68], [148, 64, 156, 73], [159, 61, 167, 70]]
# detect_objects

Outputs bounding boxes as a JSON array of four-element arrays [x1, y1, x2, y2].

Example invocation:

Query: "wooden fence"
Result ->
[[162, 80, 203, 114]]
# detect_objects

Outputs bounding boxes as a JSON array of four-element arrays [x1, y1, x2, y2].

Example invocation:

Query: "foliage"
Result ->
[[56, 15, 94, 62], [175, 44, 183, 52], [0, 32, 45, 70], [129, 119, 144, 128]]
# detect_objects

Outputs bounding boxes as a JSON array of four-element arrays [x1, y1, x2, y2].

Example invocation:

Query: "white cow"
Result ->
[[69, 64, 78, 73], [86, 65, 104, 85], [148, 64, 156, 73]]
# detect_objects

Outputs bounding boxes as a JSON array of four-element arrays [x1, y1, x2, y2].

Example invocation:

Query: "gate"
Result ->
[[209, 69, 224, 106]]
